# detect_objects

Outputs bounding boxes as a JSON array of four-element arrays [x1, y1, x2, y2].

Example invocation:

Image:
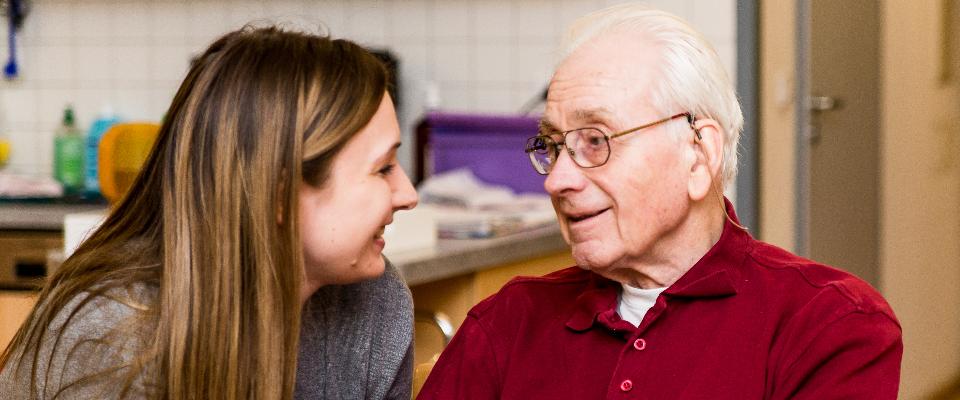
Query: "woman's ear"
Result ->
[[687, 118, 725, 202]]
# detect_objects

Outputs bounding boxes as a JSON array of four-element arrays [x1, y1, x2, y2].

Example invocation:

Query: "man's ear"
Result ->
[[687, 118, 724, 201]]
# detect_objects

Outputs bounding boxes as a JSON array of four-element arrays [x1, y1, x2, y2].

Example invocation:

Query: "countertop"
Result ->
[[1, 201, 570, 287], [0, 202, 108, 231], [390, 223, 569, 286]]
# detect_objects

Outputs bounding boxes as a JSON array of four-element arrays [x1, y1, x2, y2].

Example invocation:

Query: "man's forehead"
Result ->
[[544, 68, 644, 130], [556, 30, 655, 74], [548, 72, 627, 96], [542, 107, 616, 127], [546, 40, 656, 128]]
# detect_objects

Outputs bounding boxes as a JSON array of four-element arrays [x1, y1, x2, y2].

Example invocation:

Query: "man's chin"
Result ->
[[570, 243, 617, 272]]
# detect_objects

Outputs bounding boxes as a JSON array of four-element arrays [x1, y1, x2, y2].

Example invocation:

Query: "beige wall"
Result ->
[[760, 1, 960, 398], [880, 1, 960, 398], [0, 0, 738, 179], [759, 0, 797, 251]]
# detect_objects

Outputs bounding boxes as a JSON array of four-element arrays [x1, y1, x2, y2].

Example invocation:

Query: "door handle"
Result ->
[[809, 96, 841, 112], [807, 96, 842, 145]]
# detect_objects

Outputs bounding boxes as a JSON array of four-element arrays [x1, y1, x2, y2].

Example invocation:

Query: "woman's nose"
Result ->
[[393, 167, 419, 211]]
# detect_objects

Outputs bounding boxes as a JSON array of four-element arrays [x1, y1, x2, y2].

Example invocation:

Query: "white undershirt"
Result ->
[[617, 284, 668, 327]]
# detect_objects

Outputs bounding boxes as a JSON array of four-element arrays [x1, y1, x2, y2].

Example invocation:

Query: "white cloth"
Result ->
[[617, 284, 668, 327]]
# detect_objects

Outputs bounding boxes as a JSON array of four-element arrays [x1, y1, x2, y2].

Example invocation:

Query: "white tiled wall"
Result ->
[[0, 0, 736, 177]]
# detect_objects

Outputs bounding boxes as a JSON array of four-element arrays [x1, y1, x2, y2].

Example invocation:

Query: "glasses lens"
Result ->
[[567, 128, 609, 168], [525, 136, 557, 175]]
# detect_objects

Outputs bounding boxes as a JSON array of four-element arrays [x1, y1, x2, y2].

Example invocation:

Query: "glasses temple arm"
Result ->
[[607, 112, 693, 140]]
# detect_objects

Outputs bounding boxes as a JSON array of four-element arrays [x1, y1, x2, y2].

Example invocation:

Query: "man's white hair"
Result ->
[[561, 3, 744, 187]]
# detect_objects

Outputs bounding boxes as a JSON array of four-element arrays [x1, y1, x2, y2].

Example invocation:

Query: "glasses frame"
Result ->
[[525, 112, 697, 175]]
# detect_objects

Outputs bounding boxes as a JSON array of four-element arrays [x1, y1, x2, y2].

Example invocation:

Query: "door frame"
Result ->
[[736, 0, 760, 233], [794, 0, 811, 256]]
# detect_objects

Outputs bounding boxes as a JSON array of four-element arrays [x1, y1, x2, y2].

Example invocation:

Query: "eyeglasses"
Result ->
[[524, 112, 696, 175]]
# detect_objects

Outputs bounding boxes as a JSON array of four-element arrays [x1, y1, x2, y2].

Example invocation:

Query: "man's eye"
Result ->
[[528, 137, 552, 153], [534, 138, 549, 150]]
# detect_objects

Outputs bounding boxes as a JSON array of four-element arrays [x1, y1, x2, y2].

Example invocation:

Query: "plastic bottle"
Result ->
[[84, 105, 119, 196], [54, 105, 85, 195]]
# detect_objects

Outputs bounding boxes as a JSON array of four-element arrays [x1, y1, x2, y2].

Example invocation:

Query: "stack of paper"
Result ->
[[418, 169, 557, 239]]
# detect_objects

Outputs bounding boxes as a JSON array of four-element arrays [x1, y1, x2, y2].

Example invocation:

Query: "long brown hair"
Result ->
[[1, 26, 388, 399]]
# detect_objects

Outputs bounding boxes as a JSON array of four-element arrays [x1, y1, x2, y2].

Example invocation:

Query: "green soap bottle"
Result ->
[[54, 105, 85, 195]]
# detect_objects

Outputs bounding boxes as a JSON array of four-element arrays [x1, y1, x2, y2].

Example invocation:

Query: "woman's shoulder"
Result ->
[[55, 282, 155, 337], [46, 283, 157, 351], [0, 282, 157, 399], [296, 259, 413, 399], [361, 259, 413, 306]]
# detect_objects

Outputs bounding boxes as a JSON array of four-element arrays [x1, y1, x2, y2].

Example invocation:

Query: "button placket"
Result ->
[[633, 338, 646, 351]]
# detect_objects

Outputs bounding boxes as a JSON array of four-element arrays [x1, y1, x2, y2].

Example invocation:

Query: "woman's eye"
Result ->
[[378, 164, 396, 176]]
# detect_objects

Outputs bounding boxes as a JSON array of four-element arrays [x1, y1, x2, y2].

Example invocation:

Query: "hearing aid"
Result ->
[[686, 113, 703, 141]]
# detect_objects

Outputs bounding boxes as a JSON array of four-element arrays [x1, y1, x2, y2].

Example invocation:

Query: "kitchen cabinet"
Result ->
[[0, 230, 61, 290], [387, 224, 572, 367], [0, 203, 106, 289], [409, 250, 573, 367], [0, 291, 38, 350]]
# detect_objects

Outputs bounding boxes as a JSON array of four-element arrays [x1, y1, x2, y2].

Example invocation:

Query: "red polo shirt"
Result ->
[[418, 207, 902, 399]]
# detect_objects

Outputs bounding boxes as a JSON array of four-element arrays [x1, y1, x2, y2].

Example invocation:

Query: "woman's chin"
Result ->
[[350, 255, 387, 283]]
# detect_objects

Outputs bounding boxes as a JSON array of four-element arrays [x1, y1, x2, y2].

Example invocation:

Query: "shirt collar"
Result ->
[[565, 197, 752, 332], [663, 197, 751, 298], [566, 275, 619, 332]]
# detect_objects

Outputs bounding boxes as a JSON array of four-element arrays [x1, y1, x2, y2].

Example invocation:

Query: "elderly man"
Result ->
[[418, 4, 902, 400]]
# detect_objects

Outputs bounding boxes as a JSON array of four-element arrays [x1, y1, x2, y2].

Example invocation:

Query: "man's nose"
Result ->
[[544, 149, 586, 195]]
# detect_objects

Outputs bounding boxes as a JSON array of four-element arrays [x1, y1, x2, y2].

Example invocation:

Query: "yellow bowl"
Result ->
[[98, 123, 160, 203], [0, 139, 9, 166]]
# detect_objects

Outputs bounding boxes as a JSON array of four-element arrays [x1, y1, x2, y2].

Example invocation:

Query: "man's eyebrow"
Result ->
[[572, 107, 615, 123], [538, 120, 561, 135]]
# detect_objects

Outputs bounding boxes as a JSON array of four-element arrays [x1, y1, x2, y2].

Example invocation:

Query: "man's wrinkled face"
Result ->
[[543, 31, 693, 273]]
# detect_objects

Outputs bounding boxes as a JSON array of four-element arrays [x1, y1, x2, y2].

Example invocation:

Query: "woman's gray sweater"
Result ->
[[296, 262, 414, 399], [0, 262, 414, 399]]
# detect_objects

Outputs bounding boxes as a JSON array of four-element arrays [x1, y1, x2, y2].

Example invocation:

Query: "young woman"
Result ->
[[0, 26, 417, 399]]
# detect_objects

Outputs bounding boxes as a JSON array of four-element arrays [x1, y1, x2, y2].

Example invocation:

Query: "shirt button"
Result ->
[[633, 338, 647, 351], [620, 379, 633, 392]]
